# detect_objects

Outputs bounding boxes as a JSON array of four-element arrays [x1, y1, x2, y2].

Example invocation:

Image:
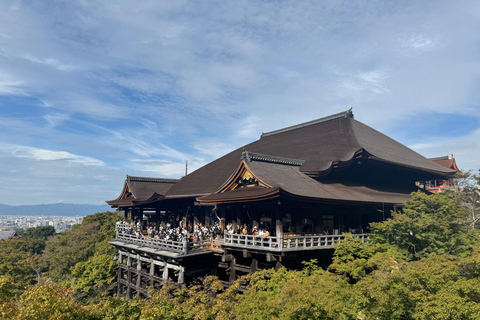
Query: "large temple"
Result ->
[[107, 109, 457, 298]]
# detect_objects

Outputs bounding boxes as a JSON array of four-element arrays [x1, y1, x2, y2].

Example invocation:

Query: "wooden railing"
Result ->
[[115, 223, 367, 254], [223, 233, 367, 252], [115, 223, 211, 255]]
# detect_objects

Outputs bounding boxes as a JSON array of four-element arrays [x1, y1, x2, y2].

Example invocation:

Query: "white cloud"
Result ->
[[43, 113, 70, 127], [401, 35, 439, 52], [0, 0, 480, 204], [129, 158, 206, 178], [409, 128, 480, 171], [0, 143, 105, 166]]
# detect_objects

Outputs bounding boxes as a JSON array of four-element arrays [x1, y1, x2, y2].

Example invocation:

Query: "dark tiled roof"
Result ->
[[106, 176, 178, 207], [167, 110, 454, 198], [198, 186, 280, 204], [429, 155, 459, 171], [199, 159, 412, 205]]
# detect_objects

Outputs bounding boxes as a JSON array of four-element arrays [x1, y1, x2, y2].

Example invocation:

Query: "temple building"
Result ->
[[422, 154, 460, 193], [107, 109, 457, 298]]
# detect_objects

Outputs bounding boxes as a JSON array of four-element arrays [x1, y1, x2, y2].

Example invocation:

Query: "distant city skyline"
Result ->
[[0, 1, 479, 205]]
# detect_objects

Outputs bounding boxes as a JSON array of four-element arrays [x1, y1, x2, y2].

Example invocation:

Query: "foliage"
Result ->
[[89, 296, 144, 320], [140, 276, 224, 320], [23, 225, 56, 239], [0, 237, 46, 295], [41, 211, 119, 282], [329, 234, 400, 282], [0, 283, 97, 320], [3, 193, 480, 319], [71, 249, 117, 301], [370, 191, 479, 261], [0, 275, 15, 303], [456, 169, 480, 229]]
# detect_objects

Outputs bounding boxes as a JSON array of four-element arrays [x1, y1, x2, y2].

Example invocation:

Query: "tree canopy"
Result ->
[[3, 192, 480, 319]]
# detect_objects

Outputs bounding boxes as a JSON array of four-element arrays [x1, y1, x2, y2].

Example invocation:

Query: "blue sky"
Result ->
[[0, 0, 479, 205]]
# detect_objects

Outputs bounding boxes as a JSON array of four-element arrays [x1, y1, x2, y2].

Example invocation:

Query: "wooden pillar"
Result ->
[[251, 207, 259, 230], [229, 259, 236, 282], [205, 207, 212, 227], [236, 206, 243, 232], [274, 260, 282, 271], [117, 251, 123, 297], [138, 209, 144, 232], [136, 254, 142, 297], [178, 266, 185, 284], [220, 206, 226, 232], [150, 260, 155, 287], [193, 206, 199, 226], [250, 258, 258, 274], [232, 206, 238, 234], [126, 267, 132, 300], [163, 264, 169, 281], [183, 238, 188, 254], [275, 201, 283, 238]]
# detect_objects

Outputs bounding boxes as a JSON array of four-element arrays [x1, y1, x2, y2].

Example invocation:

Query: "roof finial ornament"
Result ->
[[347, 108, 354, 118], [241, 149, 251, 162]]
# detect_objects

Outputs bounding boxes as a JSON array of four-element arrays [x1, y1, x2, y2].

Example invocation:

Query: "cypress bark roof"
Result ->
[[106, 176, 178, 207], [167, 110, 455, 199], [197, 154, 413, 205]]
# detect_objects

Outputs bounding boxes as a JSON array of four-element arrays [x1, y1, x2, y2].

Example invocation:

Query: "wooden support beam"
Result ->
[[150, 261, 155, 287], [251, 258, 258, 274], [126, 268, 132, 300], [229, 259, 236, 282], [222, 254, 234, 262], [163, 265, 169, 281], [266, 253, 277, 262], [274, 260, 282, 271], [178, 266, 185, 284]]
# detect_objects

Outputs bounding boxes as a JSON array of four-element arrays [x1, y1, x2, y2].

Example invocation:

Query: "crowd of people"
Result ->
[[118, 220, 222, 243], [117, 220, 363, 243], [225, 222, 273, 237]]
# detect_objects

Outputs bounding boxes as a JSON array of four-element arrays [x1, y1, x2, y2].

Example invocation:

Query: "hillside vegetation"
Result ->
[[1, 190, 480, 319]]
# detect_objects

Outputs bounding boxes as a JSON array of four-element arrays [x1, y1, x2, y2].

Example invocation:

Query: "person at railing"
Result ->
[[226, 223, 234, 235], [241, 224, 248, 235], [118, 220, 225, 246]]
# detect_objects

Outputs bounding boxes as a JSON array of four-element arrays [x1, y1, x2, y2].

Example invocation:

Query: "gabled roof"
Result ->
[[167, 110, 455, 199], [429, 154, 459, 171], [106, 175, 179, 207], [197, 151, 413, 205], [0, 231, 16, 240]]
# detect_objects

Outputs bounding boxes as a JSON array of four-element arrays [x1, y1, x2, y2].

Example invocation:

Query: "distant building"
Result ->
[[422, 154, 459, 193], [0, 230, 16, 240]]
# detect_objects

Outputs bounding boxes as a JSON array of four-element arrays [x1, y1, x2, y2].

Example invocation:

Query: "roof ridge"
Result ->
[[428, 154, 454, 161], [241, 150, 305, 166], [260, 108, 353, 138], [127, 175, 179, 183]]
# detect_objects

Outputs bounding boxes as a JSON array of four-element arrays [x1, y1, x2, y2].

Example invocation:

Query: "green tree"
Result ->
[[0, 283, 95, 320], [370, 191, 479, 261], [330, 234, 399, 282], [0, 237, 47, 295], [41, 211, 118, 283], [23, 225, 56, 239], [456, 169, 480, 230]]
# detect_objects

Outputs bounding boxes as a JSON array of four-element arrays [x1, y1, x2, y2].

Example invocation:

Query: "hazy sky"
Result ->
[[1, 1, 479, 205]]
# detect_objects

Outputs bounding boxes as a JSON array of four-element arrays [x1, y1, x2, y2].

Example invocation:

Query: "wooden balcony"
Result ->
[[114, 223, 367, 255], [114, 223, 212, 257], [223, 233, 367, 252]]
